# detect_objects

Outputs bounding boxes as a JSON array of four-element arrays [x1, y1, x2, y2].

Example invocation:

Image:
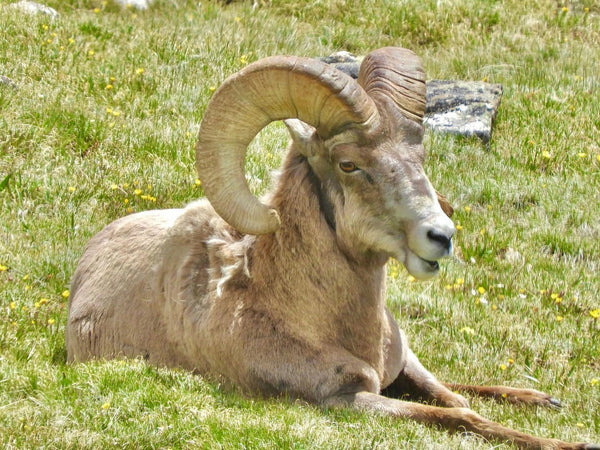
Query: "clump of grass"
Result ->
[[1, 0, 599, 447]]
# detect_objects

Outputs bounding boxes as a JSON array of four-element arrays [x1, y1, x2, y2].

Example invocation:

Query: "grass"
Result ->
[[1, 0, 599, 447]]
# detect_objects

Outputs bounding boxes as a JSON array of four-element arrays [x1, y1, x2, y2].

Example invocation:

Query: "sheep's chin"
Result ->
[[395, 248, 440, 281]]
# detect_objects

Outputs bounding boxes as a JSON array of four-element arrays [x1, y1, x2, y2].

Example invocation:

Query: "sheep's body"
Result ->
[[67, 149, 407, 399]]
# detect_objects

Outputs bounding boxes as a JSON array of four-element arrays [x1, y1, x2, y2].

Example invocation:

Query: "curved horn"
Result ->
[[196, 56, 379, 235], [358, 47, 426, 123]]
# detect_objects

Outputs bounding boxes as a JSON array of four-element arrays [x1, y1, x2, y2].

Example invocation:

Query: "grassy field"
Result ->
[[1, 0, 599, 447]]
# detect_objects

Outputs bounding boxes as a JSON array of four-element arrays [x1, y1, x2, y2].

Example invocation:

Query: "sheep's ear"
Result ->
[[436, 190, 454, 218], [284, 119, 322, 157]]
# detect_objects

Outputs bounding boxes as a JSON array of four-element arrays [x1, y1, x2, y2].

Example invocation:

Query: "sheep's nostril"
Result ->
[[427, 230, 453, 252]]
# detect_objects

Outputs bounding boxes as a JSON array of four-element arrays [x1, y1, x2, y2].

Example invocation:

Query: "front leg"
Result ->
[[444, 383, 563, 408], [324, 390, 595, 450], [383, 347, 469, 408]]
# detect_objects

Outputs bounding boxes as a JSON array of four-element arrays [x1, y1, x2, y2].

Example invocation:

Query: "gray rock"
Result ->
[[114, 0, 154, 10], [424, 80, 503, 144], [6, 1, 59, 19], [318, 53, 503, 144]]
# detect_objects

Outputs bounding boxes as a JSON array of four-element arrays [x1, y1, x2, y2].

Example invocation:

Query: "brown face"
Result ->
[[321, 121, 455, 279]]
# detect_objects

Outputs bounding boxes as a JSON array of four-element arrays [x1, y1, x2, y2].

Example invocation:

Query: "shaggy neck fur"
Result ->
[[244, 149, 390, 378]]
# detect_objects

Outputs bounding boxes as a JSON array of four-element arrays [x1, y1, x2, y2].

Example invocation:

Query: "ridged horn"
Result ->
[[358, 47, 426, 123], [196, 56, 379, 235]]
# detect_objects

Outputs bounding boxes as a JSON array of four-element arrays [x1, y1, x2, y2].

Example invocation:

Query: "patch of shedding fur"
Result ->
[[206, 231, 254, 297]]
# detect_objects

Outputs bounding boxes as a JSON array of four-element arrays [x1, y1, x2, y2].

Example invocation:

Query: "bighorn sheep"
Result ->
[[66, 47, 597, 449]]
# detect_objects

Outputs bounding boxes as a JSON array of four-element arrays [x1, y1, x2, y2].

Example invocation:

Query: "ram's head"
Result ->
[[197, 47, 455, 279]]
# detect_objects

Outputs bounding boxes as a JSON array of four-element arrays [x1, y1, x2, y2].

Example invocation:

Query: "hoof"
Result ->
[[584, 445, 600, 450], [548, 397, 562, 408]]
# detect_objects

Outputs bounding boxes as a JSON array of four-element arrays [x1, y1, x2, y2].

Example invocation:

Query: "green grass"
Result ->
[[1, 0, 599, 447]]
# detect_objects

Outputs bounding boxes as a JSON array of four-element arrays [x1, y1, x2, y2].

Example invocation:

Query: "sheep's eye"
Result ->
[[339, 161, 358, 173]]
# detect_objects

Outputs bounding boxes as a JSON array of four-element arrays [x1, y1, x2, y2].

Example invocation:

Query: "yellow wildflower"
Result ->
[[102, 402, 110, 410], [10, 302, 16, 310], [136, 68, 144, 75], [478, 286, 486, 294], [0, 264, 7, 271], [48, 319, 55, 325], [134, 189, 142, 196], [463, 206, 471, 213], [62, 290, 70, 299], [195, 178, 202, 186], [589, 309, 600, 319], [590, 378, 598, 386], [542, 150, 551, 159], [499, 364, 507, 371], [577, 152, 587, 158], [556, 315, 563, 322], [105, 84, 113, 90], [459, 326, 476, 335]]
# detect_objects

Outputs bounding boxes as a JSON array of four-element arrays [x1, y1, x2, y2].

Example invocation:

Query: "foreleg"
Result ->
[[383, 348, 469, 408], [444, 383, 563, 407], [324, 391, 595, 450]]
